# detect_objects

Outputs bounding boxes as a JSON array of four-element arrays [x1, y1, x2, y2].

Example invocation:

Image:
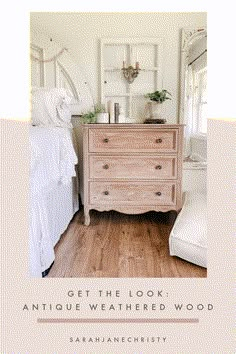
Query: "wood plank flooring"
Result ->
[[48, 209, 207, 278]]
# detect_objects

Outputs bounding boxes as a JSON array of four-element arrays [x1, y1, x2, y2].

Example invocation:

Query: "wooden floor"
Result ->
[[48, 208, 207, 278]]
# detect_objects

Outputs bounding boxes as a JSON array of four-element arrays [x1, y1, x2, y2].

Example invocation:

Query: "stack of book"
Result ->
[[144, 118, 167, 124]]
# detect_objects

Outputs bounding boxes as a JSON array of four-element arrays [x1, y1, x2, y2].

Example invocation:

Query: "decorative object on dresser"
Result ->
[[144, 89, 171, 123], [82, 124, 184, 226], [94, 103, 109, 124], [96, 112, 109, 124], [144, 118, 167, 124], [114, 103, 120, 123], [81, 103, 109, 124]]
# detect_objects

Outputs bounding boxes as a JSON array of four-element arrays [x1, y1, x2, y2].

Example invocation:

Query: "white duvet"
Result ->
[[29, 126, 78, 277], [31, 88, 73, 128], [30, 126, 77, 194]]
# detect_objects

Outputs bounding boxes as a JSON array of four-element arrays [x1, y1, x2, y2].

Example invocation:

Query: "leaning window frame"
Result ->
[[192, 65, 207, 137]]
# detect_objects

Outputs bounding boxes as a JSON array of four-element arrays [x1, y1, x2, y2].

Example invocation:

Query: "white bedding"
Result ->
[[169, 191, 207, 268], [30, 126, 77, 193], [31, 88, 73, 128], [29, 126, 78, 277]]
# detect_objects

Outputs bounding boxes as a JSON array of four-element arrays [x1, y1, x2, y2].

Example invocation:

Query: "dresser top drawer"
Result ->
[[88, 128, 178, 153]]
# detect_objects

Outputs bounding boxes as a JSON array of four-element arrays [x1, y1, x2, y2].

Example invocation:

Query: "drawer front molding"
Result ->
[[89, 155, 177, 180]]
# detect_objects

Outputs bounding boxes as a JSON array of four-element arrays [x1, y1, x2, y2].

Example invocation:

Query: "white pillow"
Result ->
[[31, 88, 72, 128]]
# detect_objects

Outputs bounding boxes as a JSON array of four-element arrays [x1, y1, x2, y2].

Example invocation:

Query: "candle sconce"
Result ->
[[122, 61, 141, 84]]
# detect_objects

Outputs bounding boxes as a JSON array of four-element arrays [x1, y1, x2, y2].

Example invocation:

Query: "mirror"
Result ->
[[179, 28, 207, 157]]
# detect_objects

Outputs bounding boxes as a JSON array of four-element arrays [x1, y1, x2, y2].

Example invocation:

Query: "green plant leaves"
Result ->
[[145, 89, 172, 103], [81, 111, 96, 123], [81, 103, 106, 123]]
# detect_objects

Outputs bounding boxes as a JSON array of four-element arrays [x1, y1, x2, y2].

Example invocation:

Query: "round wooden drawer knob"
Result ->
[[156, 192, 162, 196], [155, 165, 162, 170], [103, 138, 109, 143], [156, 138, 162, 143], [103, 164, 109, 169], [104, 191, 109, 195]]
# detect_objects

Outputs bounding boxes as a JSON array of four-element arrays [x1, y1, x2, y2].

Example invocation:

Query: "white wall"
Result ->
[[30, 30, 94, 114], [31, 12, 206, 123]]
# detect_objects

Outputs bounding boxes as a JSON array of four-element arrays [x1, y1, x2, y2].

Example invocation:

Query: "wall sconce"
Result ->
[[122, 61, 141, 84]]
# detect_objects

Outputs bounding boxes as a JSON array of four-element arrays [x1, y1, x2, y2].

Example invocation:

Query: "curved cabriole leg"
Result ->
[[84, 208, 90, 226]]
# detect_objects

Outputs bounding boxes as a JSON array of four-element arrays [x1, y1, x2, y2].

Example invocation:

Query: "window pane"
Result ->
[[193, 67, 207, 134], [199, 103, 207, 133]]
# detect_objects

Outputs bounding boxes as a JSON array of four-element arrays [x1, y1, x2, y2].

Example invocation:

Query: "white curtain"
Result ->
[[183, 65, 194, 157]]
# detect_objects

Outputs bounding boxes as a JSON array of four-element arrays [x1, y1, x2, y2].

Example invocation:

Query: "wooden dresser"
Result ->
[[82, 124, 184, 225]]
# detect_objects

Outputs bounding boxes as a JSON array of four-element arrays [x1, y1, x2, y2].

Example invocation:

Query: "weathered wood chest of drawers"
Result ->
[[83, 124, 184, 225]]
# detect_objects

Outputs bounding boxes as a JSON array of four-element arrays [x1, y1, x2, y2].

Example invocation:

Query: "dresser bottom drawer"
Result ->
[[89, 181, 176, 206]]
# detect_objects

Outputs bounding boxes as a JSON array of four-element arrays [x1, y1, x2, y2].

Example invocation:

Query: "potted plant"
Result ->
[[81, 110, 97, 124], [144, 89, 171, 123], [94, 103, 109, 124], [81, 103, 109, 124], [145, 89, 172, 103]]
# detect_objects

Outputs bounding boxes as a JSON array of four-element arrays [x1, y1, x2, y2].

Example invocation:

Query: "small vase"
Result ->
[[145, 101, 161, 119], [96, 113, 109, 124]]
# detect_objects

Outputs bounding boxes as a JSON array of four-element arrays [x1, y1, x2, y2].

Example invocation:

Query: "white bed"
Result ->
[[29, 89, 79, 277]]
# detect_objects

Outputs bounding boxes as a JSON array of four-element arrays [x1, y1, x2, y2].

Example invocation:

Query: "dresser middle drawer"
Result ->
[[89, 155, 177, 180]]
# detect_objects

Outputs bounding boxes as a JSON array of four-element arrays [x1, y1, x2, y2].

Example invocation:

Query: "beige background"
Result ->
[[1, 4, 236, 354]]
